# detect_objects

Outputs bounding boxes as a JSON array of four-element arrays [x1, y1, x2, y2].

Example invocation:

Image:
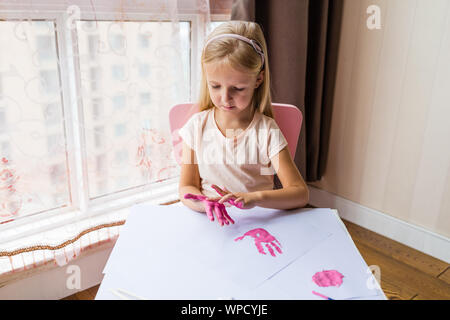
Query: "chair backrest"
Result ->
[[169, 103, 303, 166]]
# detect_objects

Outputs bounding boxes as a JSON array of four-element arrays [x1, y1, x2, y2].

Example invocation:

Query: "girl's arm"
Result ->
[[254, 146, 309, 210], [178, 141, 206, 213]]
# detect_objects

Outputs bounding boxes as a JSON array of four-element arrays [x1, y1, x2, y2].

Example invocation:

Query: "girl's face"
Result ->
[[204, 61, 263, 116]]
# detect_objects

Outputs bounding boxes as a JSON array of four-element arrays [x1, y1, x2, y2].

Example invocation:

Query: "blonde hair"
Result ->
[[198, 21, 273, 118]]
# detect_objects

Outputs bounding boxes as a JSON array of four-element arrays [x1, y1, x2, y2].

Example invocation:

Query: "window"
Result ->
[[0, 107, 5, 133], [52, 192, 66, 205], [88, 34, 99, 58], [97, 179, 107, 195], [36, 35, 56, 61], [115, 150, 128, 164], [0, 20, 71, 224], [114, 123, 126, 137], [96, 154, 106, 174], [116, 176, 129, 189], [109, 34, 125, 53], [90, 67, 100, 91], [112, 65, 126, 81], [76, 20, 194, 199], [94, 126, 104, 148], [40, 69, 60, 94], [112, 95, 126, 109], [139, 92, 151, 105], [1, 141, 10, 158], [47, 134, 61, 153], [0, 6, 230, 229], [44, 103, 62, 126], [138, 63, 150, 78], [210, 21, 226, 30], [138, 33, 150, 49], [49, 163, 65, 185], [92, 98, 103, 121]]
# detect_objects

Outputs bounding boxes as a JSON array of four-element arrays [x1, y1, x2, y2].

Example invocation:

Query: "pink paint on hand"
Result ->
[[211, 185, 244, 209], [234, 228, 282, 257], [184, 193, 208, 201], [184, 193, 235, 225], [312, 270, 344, 287]]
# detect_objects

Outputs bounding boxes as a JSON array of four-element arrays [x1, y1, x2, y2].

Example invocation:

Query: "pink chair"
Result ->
[[169, 103, 303, 166]]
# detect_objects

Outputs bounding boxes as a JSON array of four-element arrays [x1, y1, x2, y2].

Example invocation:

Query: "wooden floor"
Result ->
[[63, 218, 450, 300]]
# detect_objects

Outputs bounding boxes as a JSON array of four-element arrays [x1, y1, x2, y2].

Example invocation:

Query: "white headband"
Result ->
[[204, 33, 265, 68]]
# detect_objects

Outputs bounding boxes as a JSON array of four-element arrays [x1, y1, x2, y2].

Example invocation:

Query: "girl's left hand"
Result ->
[[212, 185, 257, 210]]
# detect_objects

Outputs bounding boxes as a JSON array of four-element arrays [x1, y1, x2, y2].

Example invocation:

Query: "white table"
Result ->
[[96, 203, 387, 300]]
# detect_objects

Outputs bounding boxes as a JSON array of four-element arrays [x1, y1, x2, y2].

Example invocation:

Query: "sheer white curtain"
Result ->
[[0, 0, 228, 277]]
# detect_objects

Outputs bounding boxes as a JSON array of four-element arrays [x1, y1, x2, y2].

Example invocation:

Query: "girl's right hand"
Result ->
[[184, 193, 235, 226]]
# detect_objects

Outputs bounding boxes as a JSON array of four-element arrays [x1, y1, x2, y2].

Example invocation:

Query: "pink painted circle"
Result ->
[[312, 270, 344, 287]]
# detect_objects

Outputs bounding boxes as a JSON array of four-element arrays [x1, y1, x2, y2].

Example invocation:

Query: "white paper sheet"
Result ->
[[98, 204, 298, 299], [253, 229, 384, 300], [103, 204, 331, 289], [257, 208, 386, 300], [97, 204, 386, 300], [184, 207, 333, 289]]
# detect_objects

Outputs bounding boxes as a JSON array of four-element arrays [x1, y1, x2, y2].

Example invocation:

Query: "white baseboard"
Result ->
[[308, 186, 450, 263]]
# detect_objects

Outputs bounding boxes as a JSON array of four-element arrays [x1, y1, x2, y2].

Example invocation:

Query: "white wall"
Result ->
[[312, 0, 450, 239]]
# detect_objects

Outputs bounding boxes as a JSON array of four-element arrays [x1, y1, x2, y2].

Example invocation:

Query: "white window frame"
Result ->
[[0, 4, 230, 246]]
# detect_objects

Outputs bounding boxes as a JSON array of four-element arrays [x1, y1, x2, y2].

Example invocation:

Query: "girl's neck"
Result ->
[[214, 106, 255, 131]]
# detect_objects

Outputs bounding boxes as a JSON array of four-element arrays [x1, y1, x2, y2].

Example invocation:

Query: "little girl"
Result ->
[[178, 21, 309, 226]]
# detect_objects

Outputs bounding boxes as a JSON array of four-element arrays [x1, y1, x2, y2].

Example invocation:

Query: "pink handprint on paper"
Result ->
[[312, 270, 344, 287], [234, 228, 283, 257]]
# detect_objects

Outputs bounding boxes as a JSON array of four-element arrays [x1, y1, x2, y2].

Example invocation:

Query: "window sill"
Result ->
[[0, 236, 116, 289], [0, 186, 181, 288]]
